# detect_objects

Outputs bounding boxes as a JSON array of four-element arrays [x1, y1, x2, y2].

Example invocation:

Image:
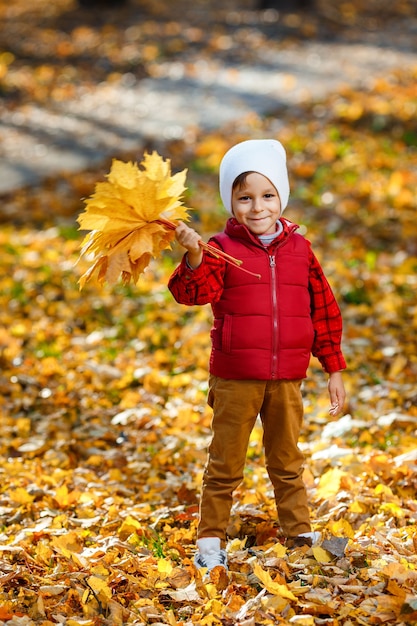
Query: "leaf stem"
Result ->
[[156, 218, 261, 279]]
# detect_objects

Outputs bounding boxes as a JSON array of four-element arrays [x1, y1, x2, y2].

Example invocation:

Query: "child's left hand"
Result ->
[[328, 371, 346, 416]]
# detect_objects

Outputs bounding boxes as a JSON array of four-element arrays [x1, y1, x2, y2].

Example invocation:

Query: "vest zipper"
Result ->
[[269, 254, 278, 378]]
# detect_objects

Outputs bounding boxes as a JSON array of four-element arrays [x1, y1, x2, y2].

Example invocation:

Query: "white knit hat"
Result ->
[[219, 139, 290, 214]]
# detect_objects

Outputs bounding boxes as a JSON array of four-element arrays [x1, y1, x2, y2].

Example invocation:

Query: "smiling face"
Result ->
[[231, 171, 282, 236]]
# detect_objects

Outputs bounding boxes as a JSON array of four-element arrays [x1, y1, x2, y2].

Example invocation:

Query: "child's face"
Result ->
[[231, 172, 282, 236]]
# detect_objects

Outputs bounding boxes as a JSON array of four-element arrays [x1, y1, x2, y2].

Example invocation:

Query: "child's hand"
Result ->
[[329, 404, 339, 416], [175, 222, 203, 268], [175, 222, 201, 253], [328, 371, 346, 416]]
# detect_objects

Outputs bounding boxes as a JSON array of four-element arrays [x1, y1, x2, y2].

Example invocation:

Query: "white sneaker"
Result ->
[[194, 537, 228, 571], [299, 531, 321, 545]]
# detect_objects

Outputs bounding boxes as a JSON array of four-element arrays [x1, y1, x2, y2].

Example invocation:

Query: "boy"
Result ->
[[168, 139, 346, 571]]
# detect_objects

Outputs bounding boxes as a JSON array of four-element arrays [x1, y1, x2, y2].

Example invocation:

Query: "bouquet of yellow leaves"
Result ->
[[77, 151, 257, 289]]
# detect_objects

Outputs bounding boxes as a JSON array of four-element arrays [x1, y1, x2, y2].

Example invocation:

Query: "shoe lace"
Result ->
[[202, 549, 225, 570]]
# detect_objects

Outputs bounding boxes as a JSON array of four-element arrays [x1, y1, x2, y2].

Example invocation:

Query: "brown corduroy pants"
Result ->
[[198, 376, 312, 543]]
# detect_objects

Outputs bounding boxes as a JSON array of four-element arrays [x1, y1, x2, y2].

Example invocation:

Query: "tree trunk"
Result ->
[[78, 0, 127, 7], [258, 0, 313, 10]]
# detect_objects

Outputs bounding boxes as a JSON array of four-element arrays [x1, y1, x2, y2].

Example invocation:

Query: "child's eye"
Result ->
[[264, 193, 275, 198]]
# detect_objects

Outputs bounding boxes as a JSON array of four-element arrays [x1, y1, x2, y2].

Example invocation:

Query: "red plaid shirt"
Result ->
[[169, 219, 346, 374]]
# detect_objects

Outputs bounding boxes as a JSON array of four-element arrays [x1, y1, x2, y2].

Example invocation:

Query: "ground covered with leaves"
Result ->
[[1, 1, 417, 625]]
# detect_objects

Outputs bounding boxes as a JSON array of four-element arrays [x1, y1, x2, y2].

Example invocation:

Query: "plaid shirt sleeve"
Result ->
[[308, 245, 347, 373], [168, 245, 226, 305]]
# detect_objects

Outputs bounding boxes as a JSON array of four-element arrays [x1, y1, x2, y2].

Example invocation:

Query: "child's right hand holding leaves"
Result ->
[[175, 222, 203, 268]]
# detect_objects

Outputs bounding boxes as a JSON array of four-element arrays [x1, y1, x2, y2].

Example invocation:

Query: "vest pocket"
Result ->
[[221, 314, 232, 353], [211, 315, 233, 354]]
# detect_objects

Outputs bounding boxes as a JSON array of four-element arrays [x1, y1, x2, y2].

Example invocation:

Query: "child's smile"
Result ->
[[231, 172, 282, 235]]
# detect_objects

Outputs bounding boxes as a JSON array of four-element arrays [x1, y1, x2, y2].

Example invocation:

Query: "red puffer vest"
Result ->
[[209, 219, 314, 380]]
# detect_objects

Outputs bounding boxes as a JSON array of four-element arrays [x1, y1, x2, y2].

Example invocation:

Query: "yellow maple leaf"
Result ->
[[312, 546, 332, 563], [253, 563, 297, 600], [328, 518, 355, 538], [77, 153, 191, 288], [51, 531, 83, 555], [117, 514, 144, 539], [380, 502, 406, 519], [349, 500, 365, 513], [35, 542, 54, 565], [315, 467, 347, 499], [269, 542, 287, 558], [157, 558, 173, 578], [9, 487, 35, 505], [86, 575, 112, 602], [54, 484, 81, 508]]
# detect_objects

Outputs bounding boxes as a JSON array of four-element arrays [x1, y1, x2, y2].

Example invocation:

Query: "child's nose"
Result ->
[[253, 198, 263, 212]]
